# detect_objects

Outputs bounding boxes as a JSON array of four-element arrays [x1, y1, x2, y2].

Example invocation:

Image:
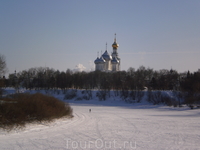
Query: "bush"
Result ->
[[114, 90, 119, 96], [184, 93, 200, 105], [0, 88, 6, 98], [64, 89, 77, 100], [130, 91, 144, 103], [81, 89, 92, 100], [147, 91, 162, 105], [147, 91, 179, 106], [120, 90, 129, 100], [0, 93, 73, 130], [96, 90, 107, 101], [162, 95, 173, 106]]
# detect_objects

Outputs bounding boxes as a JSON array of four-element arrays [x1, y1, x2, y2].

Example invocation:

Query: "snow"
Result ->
[[0, 89, 200, 149]]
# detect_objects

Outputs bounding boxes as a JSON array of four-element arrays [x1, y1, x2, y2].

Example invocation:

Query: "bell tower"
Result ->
[[112, 33, 119, 58], [111, 34, 120, 71]]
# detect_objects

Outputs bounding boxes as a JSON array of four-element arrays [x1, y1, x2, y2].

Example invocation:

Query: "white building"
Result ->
[[94, 34, 120, 71]]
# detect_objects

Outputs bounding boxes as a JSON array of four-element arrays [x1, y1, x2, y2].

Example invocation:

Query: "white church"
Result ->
[[94, 34, 121, 71]]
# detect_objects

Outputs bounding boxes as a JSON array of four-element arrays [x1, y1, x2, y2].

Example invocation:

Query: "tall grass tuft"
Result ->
[[0, 93, 73, 130]]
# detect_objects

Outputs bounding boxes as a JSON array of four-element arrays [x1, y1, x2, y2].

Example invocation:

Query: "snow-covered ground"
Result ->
[[0, 89, 200, 149]]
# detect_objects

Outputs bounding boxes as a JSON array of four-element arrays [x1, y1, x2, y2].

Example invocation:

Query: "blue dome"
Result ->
[[99, 56, 106, 63], [94, 57, 100, 64], [102, 50, 112, 61], [111, 56, 119, 64]]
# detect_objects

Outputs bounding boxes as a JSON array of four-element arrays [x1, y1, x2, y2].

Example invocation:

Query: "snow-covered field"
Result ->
[[0, 89, 200, 149]]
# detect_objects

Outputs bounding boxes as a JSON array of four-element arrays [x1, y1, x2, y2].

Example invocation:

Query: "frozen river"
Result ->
[[0, 101, 200, 150]]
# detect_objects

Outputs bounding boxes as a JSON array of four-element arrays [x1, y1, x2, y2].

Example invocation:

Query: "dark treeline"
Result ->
[[2, 66, 199, 93], [1, 66, 200, 105]]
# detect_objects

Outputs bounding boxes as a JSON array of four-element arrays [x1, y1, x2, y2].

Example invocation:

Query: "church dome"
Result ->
[[112, 41, 119, 48], [112, 34, 119, 48], [99, 56, 106, 63], [102, 50, 112, 61], [94, 57, 100, 64], [111, 56, 119, 64]]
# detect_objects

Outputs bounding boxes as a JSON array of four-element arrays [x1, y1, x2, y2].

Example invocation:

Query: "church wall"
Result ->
[[112, 64, 116, 71], [95, 63, 105, 71], [105, 60, 112, 71]]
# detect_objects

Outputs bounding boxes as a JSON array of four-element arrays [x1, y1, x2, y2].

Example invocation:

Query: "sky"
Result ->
[[1, 0, 200, 76]]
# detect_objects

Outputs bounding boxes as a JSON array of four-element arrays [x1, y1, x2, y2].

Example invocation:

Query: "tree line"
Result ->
[[0, 66, 199, 93], [0, 65, 200, 105]]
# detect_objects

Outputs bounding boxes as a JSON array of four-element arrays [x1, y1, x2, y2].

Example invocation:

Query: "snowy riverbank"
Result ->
[[0, 88, 200, 149]]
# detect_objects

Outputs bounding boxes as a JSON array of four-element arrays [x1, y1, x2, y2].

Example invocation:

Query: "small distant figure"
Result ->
[[89, 109, 91, 113]]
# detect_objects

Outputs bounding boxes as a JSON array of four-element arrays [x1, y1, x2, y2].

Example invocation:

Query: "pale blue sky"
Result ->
[[1, 0, 200, 76]]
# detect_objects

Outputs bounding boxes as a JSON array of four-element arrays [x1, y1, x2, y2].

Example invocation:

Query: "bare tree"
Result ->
[[0, 54, 8, 77]]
